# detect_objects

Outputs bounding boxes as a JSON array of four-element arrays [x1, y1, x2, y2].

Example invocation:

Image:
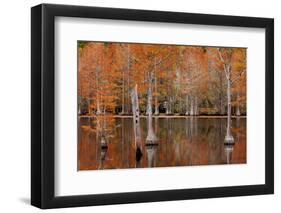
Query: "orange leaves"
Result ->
[[179, 46, 209, 97], [231, 48, 247, 106], [78, 41, 247, 115], [78, 42, 122, 113]]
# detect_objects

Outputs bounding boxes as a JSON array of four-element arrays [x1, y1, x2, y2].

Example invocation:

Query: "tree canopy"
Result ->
[[78, 41, 246, 116]]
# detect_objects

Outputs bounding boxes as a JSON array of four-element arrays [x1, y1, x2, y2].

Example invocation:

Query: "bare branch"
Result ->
[[217, 48, 225, 63], [217, 48, 229, 79]]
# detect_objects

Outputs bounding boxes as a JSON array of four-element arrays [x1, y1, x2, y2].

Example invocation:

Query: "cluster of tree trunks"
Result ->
[[79, 42, 246, 146]]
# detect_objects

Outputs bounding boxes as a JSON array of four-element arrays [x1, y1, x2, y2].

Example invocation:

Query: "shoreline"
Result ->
[[79, 115, 247, 119]]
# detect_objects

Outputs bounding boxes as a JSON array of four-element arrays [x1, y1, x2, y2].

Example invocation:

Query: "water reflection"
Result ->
[[98, 146, 108, 169], [135, 146, 143, 168], [146, 145, 157, 168], [78, 117, 246, 170], [224, 144, 234, 164]]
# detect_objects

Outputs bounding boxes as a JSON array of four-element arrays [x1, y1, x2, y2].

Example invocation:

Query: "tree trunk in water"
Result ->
[[146, 114, 157, 144], [225, 66, 234, 144], [131, 85, 143, 166], [130, 85, 141, 148], [146, 75, 157, 145]]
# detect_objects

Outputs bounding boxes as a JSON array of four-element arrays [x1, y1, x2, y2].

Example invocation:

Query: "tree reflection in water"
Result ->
[[78, 117, 246, 170], [224, 144, 234, 164], [146, 145, 157, 168]]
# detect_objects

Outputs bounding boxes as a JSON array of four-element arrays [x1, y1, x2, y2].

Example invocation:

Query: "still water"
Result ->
[[78, 117, 246, 170]]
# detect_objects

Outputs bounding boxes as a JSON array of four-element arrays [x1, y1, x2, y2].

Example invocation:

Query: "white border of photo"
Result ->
[[54, 17, 265, 196]]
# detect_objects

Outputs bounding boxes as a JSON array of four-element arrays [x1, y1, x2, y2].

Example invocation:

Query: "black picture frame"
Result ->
[[31, 3, 274, 209]]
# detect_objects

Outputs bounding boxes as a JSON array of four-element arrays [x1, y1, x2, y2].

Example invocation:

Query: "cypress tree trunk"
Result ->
[[146, 74, 157, 145], [224, 65, 234, 144], [130, 85, 141, 147], [146, 73, 153, 115]]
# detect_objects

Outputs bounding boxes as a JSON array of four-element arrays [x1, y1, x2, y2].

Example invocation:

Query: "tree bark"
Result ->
[[130, 84, 141, 148], [146, 75, 157, 144], [219, 71, 225, 115], [146, 114, 157, 144], [217, 48, 234, 144], [225, 65, 234, 143], [146, 72, 153, 115]]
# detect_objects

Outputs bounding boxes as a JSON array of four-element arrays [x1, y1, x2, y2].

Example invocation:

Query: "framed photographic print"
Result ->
[[31, 3, 274, 209]]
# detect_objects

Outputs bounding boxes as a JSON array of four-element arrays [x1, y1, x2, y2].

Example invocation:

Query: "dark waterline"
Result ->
[[78, 117, 246, 170]]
